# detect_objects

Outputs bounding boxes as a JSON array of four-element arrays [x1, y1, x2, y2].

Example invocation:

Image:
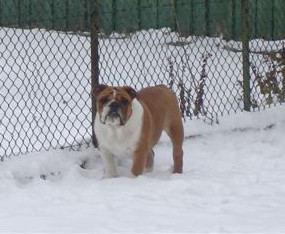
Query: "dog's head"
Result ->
[[92, 85, 137, 126]]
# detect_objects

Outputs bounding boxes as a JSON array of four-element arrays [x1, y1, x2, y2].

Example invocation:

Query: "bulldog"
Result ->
[[92, 84, 184, 177]]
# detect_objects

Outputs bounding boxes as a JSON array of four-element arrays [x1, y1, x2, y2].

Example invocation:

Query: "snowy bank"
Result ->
[[0, 105, 285, 233]]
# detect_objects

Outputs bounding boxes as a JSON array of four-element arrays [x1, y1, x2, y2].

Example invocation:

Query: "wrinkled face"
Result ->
[[92, 85, 137, 126]]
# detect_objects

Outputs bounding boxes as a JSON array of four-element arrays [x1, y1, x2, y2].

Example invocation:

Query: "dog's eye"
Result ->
[[100, 97, 109, 105], [120, 98, 128, 107]]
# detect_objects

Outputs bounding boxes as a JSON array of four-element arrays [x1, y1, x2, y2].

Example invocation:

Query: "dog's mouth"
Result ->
[[101, 111, 124, 126]]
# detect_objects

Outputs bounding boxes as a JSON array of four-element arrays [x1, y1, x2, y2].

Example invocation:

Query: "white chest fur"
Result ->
[[94, 99, 143, 157]]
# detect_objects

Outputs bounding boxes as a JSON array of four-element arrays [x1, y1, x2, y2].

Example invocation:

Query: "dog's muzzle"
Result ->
[[101, 101, 124, 126]]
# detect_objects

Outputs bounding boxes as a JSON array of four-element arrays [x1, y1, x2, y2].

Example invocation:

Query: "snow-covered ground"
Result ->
[[0, 104, 284, 233], [1, 26, 285, 232]]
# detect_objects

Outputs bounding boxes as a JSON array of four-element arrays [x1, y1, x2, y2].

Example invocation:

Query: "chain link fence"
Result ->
[[1, 0, 285, 161], [0, 27, 91, 160]]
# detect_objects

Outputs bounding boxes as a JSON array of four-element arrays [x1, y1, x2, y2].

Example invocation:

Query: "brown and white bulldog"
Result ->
[[92, 84, 184, 178]]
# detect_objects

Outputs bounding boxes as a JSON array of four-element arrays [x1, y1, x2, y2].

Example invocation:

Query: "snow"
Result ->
[[1, 26, 285, 232], [1, 104, 285, 233]]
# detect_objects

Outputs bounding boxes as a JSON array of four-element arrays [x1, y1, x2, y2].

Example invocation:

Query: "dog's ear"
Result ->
[[91, 84, 108, 98], [123, 86, 137, 99]]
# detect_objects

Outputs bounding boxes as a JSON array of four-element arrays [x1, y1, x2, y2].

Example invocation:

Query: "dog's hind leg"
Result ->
[[145, 149, 154, 173], [165, 123, 184, 174]]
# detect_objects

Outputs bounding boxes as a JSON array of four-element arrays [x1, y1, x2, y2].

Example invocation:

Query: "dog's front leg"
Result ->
[[100, 148, 118, 178]]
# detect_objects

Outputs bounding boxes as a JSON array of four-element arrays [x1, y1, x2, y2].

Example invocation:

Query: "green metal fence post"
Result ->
[[156, 0, 159, 29], [205, 0, 210, 36], [190, 0, 194, 34], [172, 0, 177, 32], [84, 0, 89, 31], [66, 0, 69, 30], [231, 0, 236, 40], [271, 0, 275, 39], [90, 0, 99, 147], [112, 0, 116, 31], [137, 0, 141, 30], [51, 0, 55, 29], [241, 0, 251, 111], [18, 0, 21, 27], [0, 1, 2, 26]]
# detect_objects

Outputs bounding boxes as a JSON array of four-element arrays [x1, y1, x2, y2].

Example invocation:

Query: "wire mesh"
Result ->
[[0, 0, 285, 161], [0, 27, 92, 160]]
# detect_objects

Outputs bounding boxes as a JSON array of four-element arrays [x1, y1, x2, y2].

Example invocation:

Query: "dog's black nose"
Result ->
[[109, 101, 119, 110]]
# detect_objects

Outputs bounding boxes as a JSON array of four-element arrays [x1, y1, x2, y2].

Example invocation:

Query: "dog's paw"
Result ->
[[103, 171, 119, 179]]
